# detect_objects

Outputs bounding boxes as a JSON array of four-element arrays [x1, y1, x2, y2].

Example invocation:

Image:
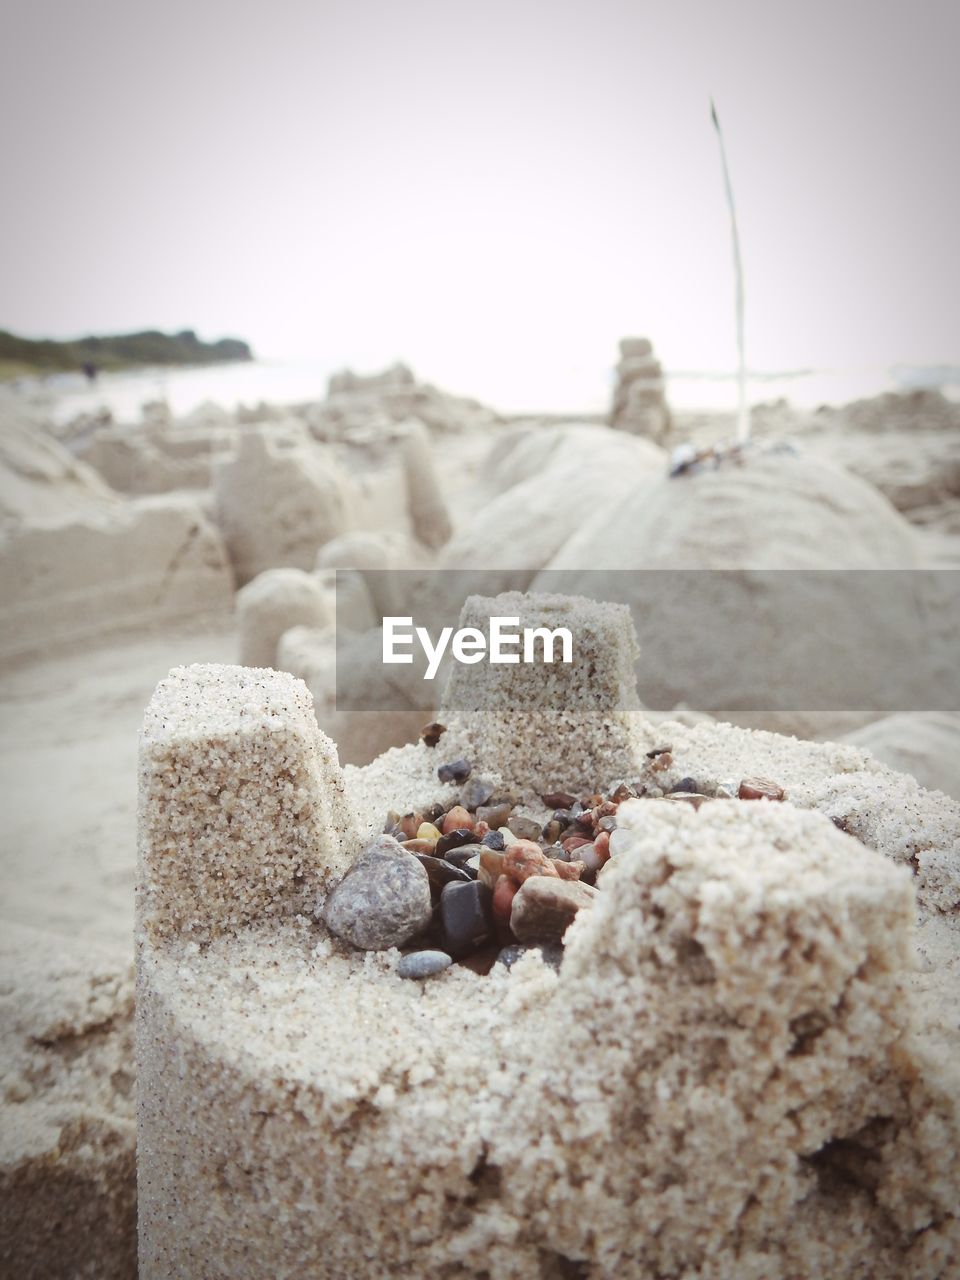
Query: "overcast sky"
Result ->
[[2, 0, 958, 402]]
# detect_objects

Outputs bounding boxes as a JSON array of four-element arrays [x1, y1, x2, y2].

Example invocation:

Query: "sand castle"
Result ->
[[137, 592, 959, 1278]]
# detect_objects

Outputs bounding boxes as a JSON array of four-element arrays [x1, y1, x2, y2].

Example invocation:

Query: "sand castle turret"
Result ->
[[610, 335, 670, 442], [136, 596, 959, 1278]]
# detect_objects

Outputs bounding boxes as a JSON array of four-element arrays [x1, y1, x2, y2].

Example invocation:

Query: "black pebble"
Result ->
[[480, 831, 505, 851], [438, 758, 472, 785], [415, 854, 474, 891], [435, 828, 475, 858], [670, 777, 700, 794], [440, 880, 494, 958]]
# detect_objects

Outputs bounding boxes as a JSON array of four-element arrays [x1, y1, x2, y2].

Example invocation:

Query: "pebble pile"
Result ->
[[319, 747, 788, 978]]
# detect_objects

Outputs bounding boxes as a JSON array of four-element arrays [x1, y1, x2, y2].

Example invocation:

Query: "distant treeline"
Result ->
[[0, 327, 253, 376]]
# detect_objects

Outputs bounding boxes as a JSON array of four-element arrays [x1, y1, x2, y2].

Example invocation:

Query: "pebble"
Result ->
[[478, 848, 506, 887], [461, 778, 495, 811], [510, 877, 599, 942], [420, 721, 446, 748], [499, 825, 519, 847], [540, 791, 577, 810], [670, 777, 701, 794], [480, 830, 506, 851], [442, 843, 485, 868], [497, 942, 564, 971], [577, 842, 603, 874], [399, 812, 424, 840], [423, 802, 446, 826], [438, 758, 472, 785], [552, 859, 583, 881], [507, 814, 542, 843], [609, 782, 638, 803], [435, 827, 475, 858], [492, 874, 518, 930], [321, 835, 433, 951], [476, 802, 513, 829], [442, 805, 474, 834], [397, 950, 452, 980], [593, 830, 611, 864], [561, 834, 592, 855], [667, 792, 708, 810], [739, 777, 786, 802], [416, 822, 442, 846], [541, 818, 564, 845], [503, 839, 560, 883], [440, 880, 494, 957], [415, 854, 473, 891], [716, 779, 738, 799], [402, 838, 439, 855], [596, 815, 618, 833]]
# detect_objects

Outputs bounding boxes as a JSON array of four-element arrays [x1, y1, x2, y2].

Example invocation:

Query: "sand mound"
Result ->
[[213, 427, 352, 585], [841, 712, 960, 800], [440, 425, 665, 594], [0, 403, 117, 526], [236, 567, 331, 668], [548, 448, 919, 571], [0, 923, 135, 1279]]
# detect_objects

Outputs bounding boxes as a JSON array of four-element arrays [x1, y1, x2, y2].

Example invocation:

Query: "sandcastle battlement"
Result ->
[[137, 663, 358, 944], [439, 591, 647, 793]]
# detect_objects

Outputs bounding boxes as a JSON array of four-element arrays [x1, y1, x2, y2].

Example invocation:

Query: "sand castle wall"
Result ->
[[137, 597, 959, 1276]]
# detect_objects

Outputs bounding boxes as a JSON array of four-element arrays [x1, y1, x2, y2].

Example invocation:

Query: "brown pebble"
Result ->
[[476, 802, 512, 830], [478, 848, 506, 888], [552, 859, 583, 881], [420, 721, 446, 748], [738, 777, 786, 802], [667, 792, 709, 810], [402, 838, 439, 855], [399, 812, 424, 840], [561, 834, 592, 855], [442, 805, 474, 834], [503, 839, 560, 884], [540, 791, 577, 809], [510, 877, 599, 942], [593, 830, 611, 864], [492, 874, 518, 934]]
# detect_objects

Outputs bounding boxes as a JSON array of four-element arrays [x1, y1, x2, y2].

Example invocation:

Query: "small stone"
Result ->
[[442, 805, 474, 834], [440, 880, 495, 957], [507, 814, 542, 843], [416, 821, 442, 846], [552, 859, 583, 881], [415, 854, 473, 890], [716, 779, 738, 799], [442, 842, 485, 867], [420, 721, 446, 748], [561, 834, 592, 855], [476, 802, 513, 829], [609, 782, 638, 803], [478, 848, 506, 888], [497, 942, 564, 971], [438, 758, 472, 785], [577, 842, 603, 874], [461, 778, 495, 811], [503, 839, 560, 884], [321, 836, 432, 951], [492, 874, 518, 930], [667, 792, 708, 810], [510, 877, 599, 942], [597, 815, 618, 833], [541, 818, 564, 845], [540, 791, 577, 810], [739, 777, 786, 802], [593, 830, 611, 864], [402, 838, 439, 855], [499, 825, 519, 847], [670, 777, 701, 794], [399, 812, 424, 840], [423, 802, 446, 825], [397, 950, 452, 979], [480, 830, 506, 852], [435, 827, 475, 858]]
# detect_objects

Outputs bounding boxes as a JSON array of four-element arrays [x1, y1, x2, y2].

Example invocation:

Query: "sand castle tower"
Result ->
[[610, 335, 670, 442], [137, 594, 959, 1278]]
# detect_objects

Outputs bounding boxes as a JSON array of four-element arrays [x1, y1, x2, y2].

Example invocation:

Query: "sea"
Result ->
[[16, 357, 960, 428]]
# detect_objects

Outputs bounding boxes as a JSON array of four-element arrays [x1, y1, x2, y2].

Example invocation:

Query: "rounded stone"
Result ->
[[440, 880, 494, 958], [510, 876, 599, 942], [437, 758, 472, 784], [321, 835, 432, 951], [460, 778, 495, 811], [397, 950, 452, 980]]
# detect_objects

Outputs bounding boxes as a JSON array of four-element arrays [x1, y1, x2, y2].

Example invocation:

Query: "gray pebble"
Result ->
[[507, 814, 542, 843], [321, 835, 432, 951], [460, 777, 495, 811], [397, 950, 452, 980]]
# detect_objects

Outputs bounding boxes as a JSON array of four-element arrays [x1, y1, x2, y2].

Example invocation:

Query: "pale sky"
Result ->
[[2, 0, 958, 404]]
